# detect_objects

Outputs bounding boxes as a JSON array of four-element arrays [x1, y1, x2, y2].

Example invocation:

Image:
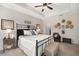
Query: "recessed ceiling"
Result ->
[[16, 3, 71, 18], [0, 3, 72, 20]]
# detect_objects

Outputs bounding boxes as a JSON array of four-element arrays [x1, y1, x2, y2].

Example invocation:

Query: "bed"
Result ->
[[16, 24, 53, 56]]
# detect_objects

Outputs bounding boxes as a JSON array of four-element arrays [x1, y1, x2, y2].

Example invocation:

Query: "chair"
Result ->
[[53, 33, 61, 42]]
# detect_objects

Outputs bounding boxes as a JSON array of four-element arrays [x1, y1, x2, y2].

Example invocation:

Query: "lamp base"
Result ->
[[8, 33, 10, 39]]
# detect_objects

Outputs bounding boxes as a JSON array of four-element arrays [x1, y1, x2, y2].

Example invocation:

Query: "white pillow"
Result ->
[[24, 30, 32, 35]]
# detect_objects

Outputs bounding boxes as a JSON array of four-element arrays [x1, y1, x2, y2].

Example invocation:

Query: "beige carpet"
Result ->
[[0, 48, 26, 56]]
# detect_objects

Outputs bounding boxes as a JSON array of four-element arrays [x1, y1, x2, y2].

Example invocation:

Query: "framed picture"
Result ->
[[1, 19, 14, 30]]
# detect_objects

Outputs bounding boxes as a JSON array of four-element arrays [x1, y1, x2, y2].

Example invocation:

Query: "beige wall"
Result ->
[[43, 7, 79, 44], [0, 5, 43, 50]]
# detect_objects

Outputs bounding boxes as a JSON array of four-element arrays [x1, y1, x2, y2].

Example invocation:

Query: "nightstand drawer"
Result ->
[[4, 39, 14, 45], [3, 37, 16, 52]]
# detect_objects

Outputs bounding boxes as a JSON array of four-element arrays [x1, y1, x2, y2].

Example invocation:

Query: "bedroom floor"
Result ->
[[0, 48, 26, 56]]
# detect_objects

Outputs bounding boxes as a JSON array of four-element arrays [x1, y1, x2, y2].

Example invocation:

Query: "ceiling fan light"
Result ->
[[42, 9, 44, 12], [34, 3, 53, 12]]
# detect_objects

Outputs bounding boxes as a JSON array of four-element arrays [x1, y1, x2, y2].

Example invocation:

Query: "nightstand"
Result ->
[[3, 37, 16, 52]]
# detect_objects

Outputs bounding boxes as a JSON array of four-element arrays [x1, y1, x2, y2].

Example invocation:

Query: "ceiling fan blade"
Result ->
[[35, 5, 43, 7], [48, 3, 52, 5], [47, 6, 53, 10], [43, 3, 47, 6]]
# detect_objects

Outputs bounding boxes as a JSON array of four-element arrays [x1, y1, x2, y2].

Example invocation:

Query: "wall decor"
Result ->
[[24, 20, 31, 24], [55, 22, 61, 29], [54, 19, 74, 34], [66, 20, 72, 25], [61, 19, 65, 23], [62, 30, 65, 34], [1, 19, 14, 30]]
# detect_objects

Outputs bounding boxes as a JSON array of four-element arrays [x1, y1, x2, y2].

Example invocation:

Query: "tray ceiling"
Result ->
[[16, 3, 71, 17], [0, 3, 72, 20]]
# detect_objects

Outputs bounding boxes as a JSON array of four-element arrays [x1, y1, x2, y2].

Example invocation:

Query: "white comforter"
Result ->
[[18, 34, 51, 56]]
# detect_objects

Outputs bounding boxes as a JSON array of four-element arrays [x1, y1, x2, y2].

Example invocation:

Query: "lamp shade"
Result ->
[[6, 29, 11, 33]]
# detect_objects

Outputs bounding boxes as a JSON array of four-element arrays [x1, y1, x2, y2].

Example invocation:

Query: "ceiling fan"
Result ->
[[35, 3, 53, 12]]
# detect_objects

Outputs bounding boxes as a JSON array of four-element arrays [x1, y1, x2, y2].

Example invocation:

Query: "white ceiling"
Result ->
[[0, 3, 75, 20], [27, 3, 71, 16], [16, 3, 71, 17]]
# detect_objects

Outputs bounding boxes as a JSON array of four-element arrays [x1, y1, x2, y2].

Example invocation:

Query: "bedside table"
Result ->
[[3, 37, 16, 52]]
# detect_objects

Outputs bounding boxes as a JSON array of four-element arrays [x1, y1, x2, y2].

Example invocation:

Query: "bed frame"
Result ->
[[16, 24, 53, 56], [36, 36, 53, 56]]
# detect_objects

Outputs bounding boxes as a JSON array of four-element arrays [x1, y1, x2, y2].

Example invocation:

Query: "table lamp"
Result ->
[[6, 29, 11, 39]]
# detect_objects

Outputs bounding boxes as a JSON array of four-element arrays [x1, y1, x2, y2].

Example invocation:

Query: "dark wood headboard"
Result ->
[[16, 24, 35, 40], [17, 29, 29, 41]]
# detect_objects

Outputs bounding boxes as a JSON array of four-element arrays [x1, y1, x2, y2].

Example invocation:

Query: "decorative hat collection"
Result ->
[[54, 18, 74, 34], [55, 19, 74, 29]]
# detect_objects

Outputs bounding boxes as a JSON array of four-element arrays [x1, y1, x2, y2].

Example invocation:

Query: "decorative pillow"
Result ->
[[33, 30, 38, 35], [30, 30, 35, 35], [23, 30, 32, 35], [30, 30, 38, 35]]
